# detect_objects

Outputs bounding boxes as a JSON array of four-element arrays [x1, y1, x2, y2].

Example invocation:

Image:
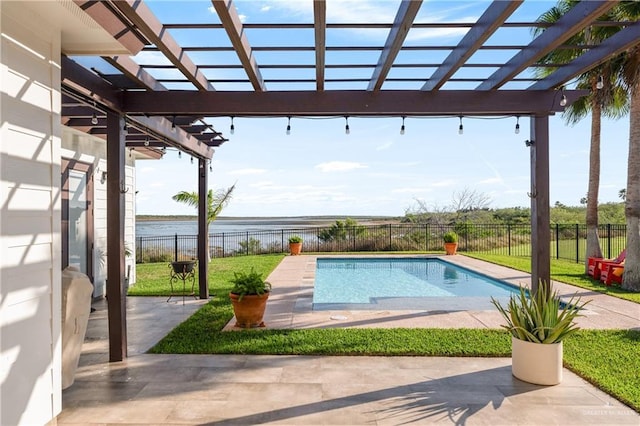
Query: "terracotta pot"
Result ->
[[444, 242, 458, 255], [511, 336, 563, 385], [289, 242, 302, 255], [229, 292, 270, 328]]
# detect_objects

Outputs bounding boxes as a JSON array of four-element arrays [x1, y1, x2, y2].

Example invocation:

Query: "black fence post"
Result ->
[[607, 223, 611, 259], [507, 224, 511, 256], [555, 224, 559, 260], [575, 224, 579, 263], [174, 233, 178, 261]]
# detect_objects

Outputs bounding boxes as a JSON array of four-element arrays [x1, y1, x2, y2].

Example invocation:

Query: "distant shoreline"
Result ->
[[136, 215, 401, 225]]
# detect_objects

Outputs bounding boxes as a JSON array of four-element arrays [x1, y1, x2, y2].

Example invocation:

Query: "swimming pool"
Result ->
[[313, 257, 521, 311]]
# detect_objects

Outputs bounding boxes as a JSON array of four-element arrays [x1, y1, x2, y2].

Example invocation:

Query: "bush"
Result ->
[[443, 231, 458, 243]]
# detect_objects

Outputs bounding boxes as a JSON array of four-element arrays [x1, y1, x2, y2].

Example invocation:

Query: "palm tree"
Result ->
[[614, 2, 640, 292], [534, 2, 628, 274], [172, 184, 236, 259]]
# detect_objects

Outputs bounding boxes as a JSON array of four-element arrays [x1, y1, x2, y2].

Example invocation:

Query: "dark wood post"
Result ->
[[106, 112, 127, 361], [198, 157, 209, 299], [529, 115, 551, 294]]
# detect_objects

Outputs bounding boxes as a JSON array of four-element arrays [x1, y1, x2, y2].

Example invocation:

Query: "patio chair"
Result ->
[[600, 261, 624, 286], [587, 249, 626, 279]]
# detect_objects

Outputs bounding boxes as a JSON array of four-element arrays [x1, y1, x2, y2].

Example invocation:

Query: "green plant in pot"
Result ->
[[491, 283, 588, 385], [288, 235, 303, 255], [443, 231, 458, 255], [229, 268, 272, 328]]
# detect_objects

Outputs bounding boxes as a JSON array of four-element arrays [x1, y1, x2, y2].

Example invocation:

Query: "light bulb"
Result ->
[[190, 156, 194, 164], [209, 164, 213, 172], [286, 117, 291, 135], [515, 116, 520, 134], [230, 117, 235, 135], [91, 113, 98, 125], [178, 151, 182, 159], [345, 117, 350, 135], [400, 117, 405, 135], [144, 137, 149, 147], [596, 75, 604, 90], [171, 116, 176, 129], [560, 94, 567, 107], [458, 116, 463, 135]]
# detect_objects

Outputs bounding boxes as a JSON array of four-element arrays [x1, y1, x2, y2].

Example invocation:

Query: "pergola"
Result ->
[[61, 0, 640, 361]]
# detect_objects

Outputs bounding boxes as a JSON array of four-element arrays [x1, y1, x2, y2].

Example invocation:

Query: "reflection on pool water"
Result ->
[[313, 257, 522, 311]]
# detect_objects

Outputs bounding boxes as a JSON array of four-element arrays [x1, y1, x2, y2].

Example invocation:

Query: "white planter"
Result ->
[[511, 336, 563, 385]]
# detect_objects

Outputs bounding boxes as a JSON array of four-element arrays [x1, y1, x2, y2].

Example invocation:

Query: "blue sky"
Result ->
[[133, 1, 630, 217]]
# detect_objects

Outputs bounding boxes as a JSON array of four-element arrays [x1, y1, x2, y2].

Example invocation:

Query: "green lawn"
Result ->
[[465, 253, 640, 303], [132, 254, 640, 412]]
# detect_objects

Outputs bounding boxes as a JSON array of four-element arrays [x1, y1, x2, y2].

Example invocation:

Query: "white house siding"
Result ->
[[61, 128, 137, 299], [0, 2, 62, 425]]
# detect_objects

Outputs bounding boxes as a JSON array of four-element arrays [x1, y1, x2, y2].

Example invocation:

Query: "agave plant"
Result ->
[[491, 283, 589, 344]]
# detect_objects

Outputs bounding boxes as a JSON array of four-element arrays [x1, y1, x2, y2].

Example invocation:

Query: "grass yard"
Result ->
[[465, 253, 640, 303], [132, 254, 640, 412]]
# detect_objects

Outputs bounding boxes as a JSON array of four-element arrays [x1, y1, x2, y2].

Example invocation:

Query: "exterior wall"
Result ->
[[0, 2, 62, 425], [62, 128, 137, 298]]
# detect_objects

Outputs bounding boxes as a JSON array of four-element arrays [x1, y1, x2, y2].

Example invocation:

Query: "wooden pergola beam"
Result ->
[[367, 0, 422, 91], [211, 0, 265, 91], [422, 1, 522, 91], [112, 0, 214, 91], [530, 20, 640, 90], [122, 90, 587, 116], [103, 55, 168, 92], [313, 0, 326, 91], [478, 0, 618, 90]]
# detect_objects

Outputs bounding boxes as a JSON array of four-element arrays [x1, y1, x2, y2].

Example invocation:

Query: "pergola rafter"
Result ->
[[477, 0, 618, 90], [211, 0, 265, 91], [367, 0, 422, 91], [112, 0, 214, 91], [313, 0, 326, 91], [422, 1, 522, 91]]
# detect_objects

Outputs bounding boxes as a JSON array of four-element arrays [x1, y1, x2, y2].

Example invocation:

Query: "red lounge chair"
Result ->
[[600, 261, 624, 286], [588, 249, 626, 279]]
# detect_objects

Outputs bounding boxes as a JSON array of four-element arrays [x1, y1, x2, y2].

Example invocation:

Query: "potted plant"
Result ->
[[229, 268, 272, 328], [443, 231, 458, 255], [288, 235, 303, 255], [491, 283, 588, 385]]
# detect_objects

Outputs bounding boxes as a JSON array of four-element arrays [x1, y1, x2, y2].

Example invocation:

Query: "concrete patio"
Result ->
[[59, 255, 639, 425]]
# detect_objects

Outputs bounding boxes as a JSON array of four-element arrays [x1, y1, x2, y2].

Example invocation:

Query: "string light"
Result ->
[[144, 135, 150, 147], [171, 115, 176, 129], [230, 116, 235, 135], [161, 147, 166, 154], [209, 162, 213, 172], [190, 156, 194, 164], [515, 116, 520, 134], [345, 116, 350, 135], [123, 120, 128, 134], [559, 87, 567, 107], [286, 116, 291, 135], [596, 75, 604, 90], [178, 151, 181, 159], [400, 116, 405, 135], [91, 101, 98, 125], [458, 116, 464, 135]]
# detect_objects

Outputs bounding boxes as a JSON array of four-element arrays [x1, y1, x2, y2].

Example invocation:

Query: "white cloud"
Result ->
[[392, 187, 431, 194], [230, 168, 268, 176], [238, 14, 247, 23], [430, 179, 456, 188], [315, 161, 367, 172], [260, 5, 271, 12], [479, 177, 503, 185], [208, 6, 215, 14], [376, 141, 393, 151]]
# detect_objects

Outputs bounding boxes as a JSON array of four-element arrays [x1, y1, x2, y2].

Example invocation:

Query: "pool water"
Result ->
[[313, 257, 521, 311]]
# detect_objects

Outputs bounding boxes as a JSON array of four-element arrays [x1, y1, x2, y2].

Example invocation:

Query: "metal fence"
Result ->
[[135, 223, 627, 264]]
